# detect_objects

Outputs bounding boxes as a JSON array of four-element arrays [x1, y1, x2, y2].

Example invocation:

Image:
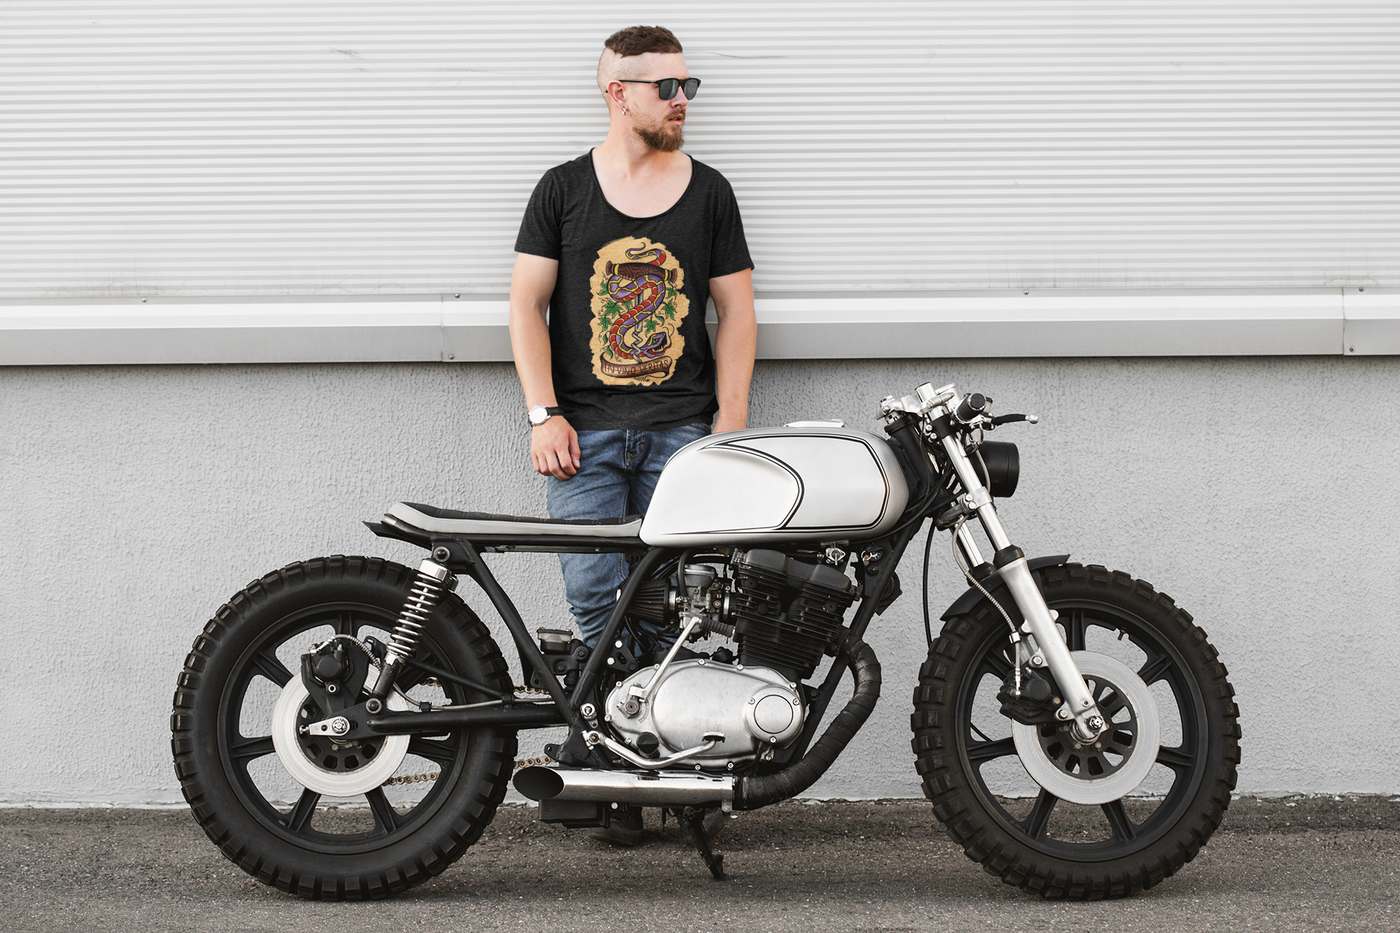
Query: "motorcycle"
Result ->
[[170, 380, 1240, 900]]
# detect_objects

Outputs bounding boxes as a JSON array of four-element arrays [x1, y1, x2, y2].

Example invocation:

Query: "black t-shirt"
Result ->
[[514, 152, 753, 431]]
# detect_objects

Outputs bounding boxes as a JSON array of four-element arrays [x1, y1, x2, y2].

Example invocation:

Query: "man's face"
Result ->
[[621, 52, 691, 153]]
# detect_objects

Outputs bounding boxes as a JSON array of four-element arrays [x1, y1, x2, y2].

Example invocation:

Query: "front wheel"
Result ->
[[911, 563, 1240, 899], [171, 556, 518, 899]]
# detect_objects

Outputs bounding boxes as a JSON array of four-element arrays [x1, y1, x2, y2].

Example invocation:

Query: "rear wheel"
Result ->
[[911, 563, 1240, 899], [171, 556, 517, 899]]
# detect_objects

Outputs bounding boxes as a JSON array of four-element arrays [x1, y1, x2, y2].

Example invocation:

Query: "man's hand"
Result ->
[[531, 416, 581, 479]]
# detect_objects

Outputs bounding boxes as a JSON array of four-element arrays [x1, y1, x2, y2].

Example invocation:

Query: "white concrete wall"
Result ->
[[1, 356, 1392, 804]]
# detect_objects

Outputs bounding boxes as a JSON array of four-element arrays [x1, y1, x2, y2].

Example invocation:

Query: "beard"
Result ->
[[633, 111, 685, 152]]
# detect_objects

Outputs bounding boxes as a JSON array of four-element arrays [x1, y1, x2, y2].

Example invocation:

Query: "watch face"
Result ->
[[528, 406, 548, 425]]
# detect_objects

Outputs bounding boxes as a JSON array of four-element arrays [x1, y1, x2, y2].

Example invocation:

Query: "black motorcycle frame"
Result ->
[[358, 411, 942, 770]]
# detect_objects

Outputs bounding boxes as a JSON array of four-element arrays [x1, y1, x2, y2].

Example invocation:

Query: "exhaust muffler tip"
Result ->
[[513, 766, 564, 801]]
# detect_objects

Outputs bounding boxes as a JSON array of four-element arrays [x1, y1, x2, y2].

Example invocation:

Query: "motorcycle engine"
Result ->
[[726, 549, 857, 683], [606, 548, 857, 765]]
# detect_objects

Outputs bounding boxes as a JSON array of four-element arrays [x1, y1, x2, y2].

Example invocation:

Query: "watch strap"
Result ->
[[528, 405, 562, 425]]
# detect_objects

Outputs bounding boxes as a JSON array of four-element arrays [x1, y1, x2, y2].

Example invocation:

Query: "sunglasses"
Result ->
[[618, 77, 701, 101]]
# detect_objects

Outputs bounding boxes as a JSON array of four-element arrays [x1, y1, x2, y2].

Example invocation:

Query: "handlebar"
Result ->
[[955, 393, 989, 422], [879, 382, 1037, 430]]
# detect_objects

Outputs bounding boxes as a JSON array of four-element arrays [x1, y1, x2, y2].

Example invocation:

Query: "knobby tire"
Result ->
[[911, 562, 1241, 899], [171, 555, 518, 899]]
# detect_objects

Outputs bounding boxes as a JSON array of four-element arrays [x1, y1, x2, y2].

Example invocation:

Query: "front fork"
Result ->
[[941, 435, 1107, 743]]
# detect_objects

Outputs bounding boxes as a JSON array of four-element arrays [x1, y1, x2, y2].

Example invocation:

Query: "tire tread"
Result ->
[[170, 555, 517, 900], [910, 562, 1240, 900]]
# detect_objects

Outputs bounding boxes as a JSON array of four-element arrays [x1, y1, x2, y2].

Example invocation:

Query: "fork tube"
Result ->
[[954, 523, 987, 568], [939, 435, 1011, 551], [995, 555, 1099, 734], [939, 432, 1102, 737]]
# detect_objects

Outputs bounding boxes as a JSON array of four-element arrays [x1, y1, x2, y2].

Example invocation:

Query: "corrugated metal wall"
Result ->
[[1, 1, 1395, 299]]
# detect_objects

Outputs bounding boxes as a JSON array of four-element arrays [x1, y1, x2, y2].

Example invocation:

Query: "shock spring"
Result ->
[[384, 560, 453, 665]]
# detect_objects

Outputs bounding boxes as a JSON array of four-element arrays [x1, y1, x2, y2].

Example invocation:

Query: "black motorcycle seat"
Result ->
[[386, 502, 644, 537]]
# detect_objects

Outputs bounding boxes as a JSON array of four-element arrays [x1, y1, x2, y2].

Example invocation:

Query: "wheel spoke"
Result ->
[[1137, 653, 1172, 687], [1102, 799, 1137, 842], [284, 788, 320, 833], [251, 650, 292, 688], [1062, 609, 1087, 652], [1099, 689, 1128, 718], [365, 787, 399, 833], [228, 735, 275, 762], [1021, 789, 1058, 839], [1103, 734, 1135, 757], [335, 611, 357, 638], [981, 647, 1013, 681], [1156, 744, 1195, 774], [967, 735, 1017, 765], [408, 736, 460, 766]]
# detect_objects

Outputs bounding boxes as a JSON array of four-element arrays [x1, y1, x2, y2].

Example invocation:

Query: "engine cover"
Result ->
[[604, 659, 805, 764]]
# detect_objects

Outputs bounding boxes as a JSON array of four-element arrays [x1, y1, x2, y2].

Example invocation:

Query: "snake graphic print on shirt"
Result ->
[[588, 237, 690, 385]]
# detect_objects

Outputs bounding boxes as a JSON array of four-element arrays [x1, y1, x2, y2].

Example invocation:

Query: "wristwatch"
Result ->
[[527, 405, 562, 426]]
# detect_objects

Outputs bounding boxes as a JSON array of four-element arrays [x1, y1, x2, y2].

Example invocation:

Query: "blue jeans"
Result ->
[[547, 424, 710, 648]]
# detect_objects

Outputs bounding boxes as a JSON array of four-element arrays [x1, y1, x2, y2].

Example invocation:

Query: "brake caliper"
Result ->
[[996, 666, 1060, 726], [301, 638, 371, 716]]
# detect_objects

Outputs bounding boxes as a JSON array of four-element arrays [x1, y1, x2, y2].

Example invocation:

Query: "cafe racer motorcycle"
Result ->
[[171, 381, 1240, 900]]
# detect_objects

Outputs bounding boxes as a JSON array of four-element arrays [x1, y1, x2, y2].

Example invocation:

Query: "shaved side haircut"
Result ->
[[597, 25, 685, 96]]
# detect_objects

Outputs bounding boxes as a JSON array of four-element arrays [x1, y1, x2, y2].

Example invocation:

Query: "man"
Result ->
[[509, 25, 757, 650]]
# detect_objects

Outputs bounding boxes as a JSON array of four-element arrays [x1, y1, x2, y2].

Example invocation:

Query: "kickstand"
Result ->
[[681, 806, 726, 880]]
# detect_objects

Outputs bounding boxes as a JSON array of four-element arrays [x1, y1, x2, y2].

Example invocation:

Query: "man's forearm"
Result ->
[[510, 254, 578, 478], [508, 254, 562, 408], [509, 304, 558, 407], [712, 286, 756, 432]]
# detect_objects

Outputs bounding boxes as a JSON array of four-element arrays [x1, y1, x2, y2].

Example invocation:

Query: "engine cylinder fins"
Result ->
[[731, 549, 857, 682]]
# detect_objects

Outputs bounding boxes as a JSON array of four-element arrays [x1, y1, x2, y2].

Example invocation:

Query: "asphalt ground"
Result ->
[[3, 796, 1397, 933]]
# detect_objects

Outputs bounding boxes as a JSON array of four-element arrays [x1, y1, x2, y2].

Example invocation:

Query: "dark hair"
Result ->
[[603, 26, 683, 58]]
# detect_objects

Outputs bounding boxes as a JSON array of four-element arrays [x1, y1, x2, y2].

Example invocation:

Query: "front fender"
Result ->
[[939, 554, 1070, 622]]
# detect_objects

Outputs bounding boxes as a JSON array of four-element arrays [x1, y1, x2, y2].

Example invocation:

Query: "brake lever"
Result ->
[[990, 413, 1039, 427]]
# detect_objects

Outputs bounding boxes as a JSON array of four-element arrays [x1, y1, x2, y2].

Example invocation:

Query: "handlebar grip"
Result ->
[[955, 393, 988, 422]]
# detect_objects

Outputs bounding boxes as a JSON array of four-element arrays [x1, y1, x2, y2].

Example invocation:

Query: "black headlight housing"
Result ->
[[971, 441, 1020, 498]]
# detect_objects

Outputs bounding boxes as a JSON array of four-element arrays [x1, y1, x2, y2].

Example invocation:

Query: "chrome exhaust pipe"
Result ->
[[514, 766, 734, 810]]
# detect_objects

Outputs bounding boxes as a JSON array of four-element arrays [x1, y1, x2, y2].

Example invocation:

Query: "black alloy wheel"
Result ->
[[912, 563, 1240, 899], [172, 556, 517, 899]]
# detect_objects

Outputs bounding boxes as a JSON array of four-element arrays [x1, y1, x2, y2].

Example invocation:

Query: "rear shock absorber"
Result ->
[[371, 559, 453, 698]]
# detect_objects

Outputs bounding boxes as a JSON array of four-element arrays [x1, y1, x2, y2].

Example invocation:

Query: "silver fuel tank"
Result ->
[[639, 426, 911, 547]]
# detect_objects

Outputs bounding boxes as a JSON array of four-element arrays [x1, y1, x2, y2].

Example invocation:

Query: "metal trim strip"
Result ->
[[5, 290, 1395, 363]]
